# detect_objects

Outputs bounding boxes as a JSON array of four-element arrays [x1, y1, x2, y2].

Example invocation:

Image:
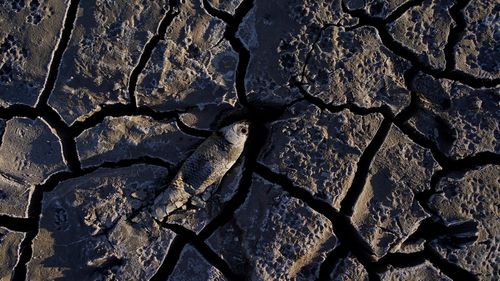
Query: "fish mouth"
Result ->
[[238, 120, 251, 135]]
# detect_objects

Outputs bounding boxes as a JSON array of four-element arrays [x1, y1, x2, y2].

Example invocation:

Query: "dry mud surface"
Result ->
[[0, 0, 498, 280]]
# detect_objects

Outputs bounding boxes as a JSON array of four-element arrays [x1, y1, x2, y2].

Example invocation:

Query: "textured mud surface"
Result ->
[[0, 0, 498, 281]]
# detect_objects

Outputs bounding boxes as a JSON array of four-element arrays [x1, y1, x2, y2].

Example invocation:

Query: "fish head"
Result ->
[[219, 120, 250, 147]]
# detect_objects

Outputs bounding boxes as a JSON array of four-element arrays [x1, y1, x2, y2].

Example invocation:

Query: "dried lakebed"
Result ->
[[0, 0, 498, 281]]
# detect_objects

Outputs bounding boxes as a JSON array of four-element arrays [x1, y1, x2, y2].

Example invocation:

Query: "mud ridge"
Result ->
[[128, 0, 181, 108], [35, 0, 80, 108]]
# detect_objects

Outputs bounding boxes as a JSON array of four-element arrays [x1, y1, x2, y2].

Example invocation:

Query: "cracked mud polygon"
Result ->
[[0, 0, 498, 280]]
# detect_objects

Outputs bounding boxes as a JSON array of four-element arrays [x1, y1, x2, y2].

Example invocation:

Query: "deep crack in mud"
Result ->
[[0, 0, 498, 280]]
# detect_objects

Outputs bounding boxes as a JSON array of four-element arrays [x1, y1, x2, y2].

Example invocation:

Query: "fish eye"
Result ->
[[240, 127, 248, 134]]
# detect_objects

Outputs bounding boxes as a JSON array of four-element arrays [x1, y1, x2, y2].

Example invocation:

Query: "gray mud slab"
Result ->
[[28, 165, 175, 281], [136, 0, 237, 112], [241, 0, 354, 104], [48, 0, 164, 125], [0, 227, 23, 280], [344, 0, 407, 18], [168, 245, 227, 281], [409, 72, 500, 158], [428, 165, 500, 280], [0, 117, 66, 217], [76, 115, 203, 168], [351, 125, 439, 258], [328, 255, 368, 281], [0, 0, 69, 106], [208, 174, 338, 281], [388, 0, 453, 70], [242, 0, 360, 103], [259, 102, 383, 209], [300, 26, 411, 113], [211, 0, 243, 14], [379, 262, 452, 281], [165, 161, 244, 234], [239, 0, 303, 104], [455, 0, 500, 79]]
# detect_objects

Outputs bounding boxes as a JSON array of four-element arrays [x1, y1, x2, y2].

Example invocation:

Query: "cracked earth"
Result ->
[[0, 0, 498, 280]]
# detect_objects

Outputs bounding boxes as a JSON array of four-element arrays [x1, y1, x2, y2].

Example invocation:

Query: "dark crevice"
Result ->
[[35, 0, 80, 108], [394, 66, 420, 123], [3, 1, 492, 281], [128, 0, 180, 108], [405, 163, 488, 250], [395, 122, 500, 169], [202, 0, 254, 107], [198, 119, 267, 241], [316, 245, 349, 281], [202, 0, 233, 23], [40, 105, 81, 172], [341, 0, 499, 88], [0, 216, 37, 232], [254, 163, 377, 270], [365, 241, 479, 280], [402, 217, 479, 248], [290, 78, 394, 116], [11, 158, 172, 281], [69, 103, 181, 135], [296, 71, 499, 173], [11, 230, 38, 281], [160, 223, 241, 281], [0, 104, 38, 120], [290, 78, 349, 112], [444, 0, 471, 72], [339, 118, 392, 216], [89, 156, 174, 172], [424, 243, 479, 280], [175, 116, 213, 138], [11, 188, 43, 281], [254, 159, 484, 280], [375, 251, 427, 269], [149, 236, 187, 281], [384, 0, 425, 24]]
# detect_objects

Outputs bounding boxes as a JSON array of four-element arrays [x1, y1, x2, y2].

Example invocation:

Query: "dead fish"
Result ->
[[151, 120, 249, 221]]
